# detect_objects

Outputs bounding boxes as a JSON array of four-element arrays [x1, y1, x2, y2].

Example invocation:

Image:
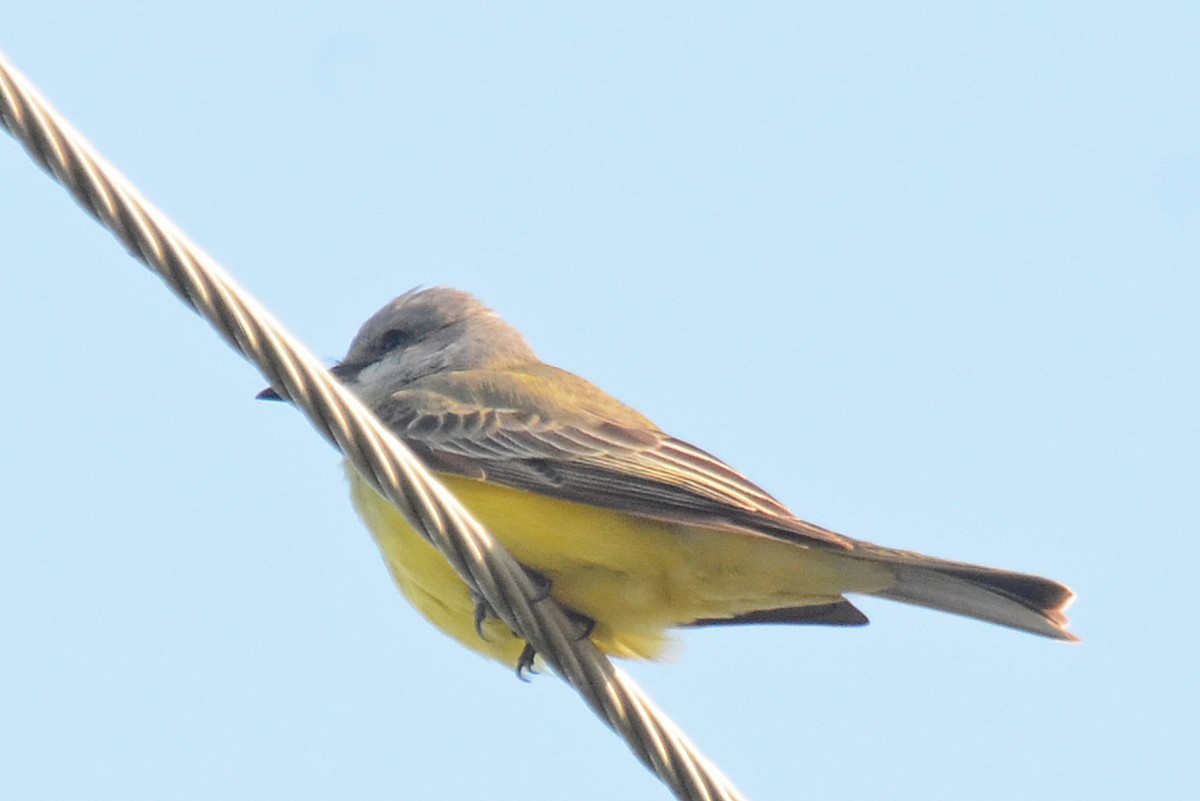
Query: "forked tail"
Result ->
[[863, 548, 1077, 641]]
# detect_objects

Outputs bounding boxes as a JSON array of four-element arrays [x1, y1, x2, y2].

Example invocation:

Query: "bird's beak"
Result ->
[[255, 362, 361, 402], [329, 362, 361, 382]]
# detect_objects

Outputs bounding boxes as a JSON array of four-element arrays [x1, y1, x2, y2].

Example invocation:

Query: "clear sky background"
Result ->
[[2, 4, 1197, 800]]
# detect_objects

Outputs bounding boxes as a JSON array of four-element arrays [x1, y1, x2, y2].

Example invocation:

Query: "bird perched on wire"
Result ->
[[260, 287, 1076, 671]]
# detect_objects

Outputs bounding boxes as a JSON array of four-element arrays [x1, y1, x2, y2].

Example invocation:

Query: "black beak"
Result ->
[[255, 362, 361, 402], [329, 362, 362, 381]]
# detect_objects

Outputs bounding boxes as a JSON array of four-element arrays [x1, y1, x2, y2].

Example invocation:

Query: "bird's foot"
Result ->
[[471, 568, 554, 641], [512, 608, 596, 681]]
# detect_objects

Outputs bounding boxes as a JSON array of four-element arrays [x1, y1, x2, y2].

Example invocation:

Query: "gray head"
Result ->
[[332, 287, 536, 405]]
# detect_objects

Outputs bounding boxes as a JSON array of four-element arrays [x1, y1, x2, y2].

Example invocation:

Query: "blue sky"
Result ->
[[2, 3, 1197, 799]]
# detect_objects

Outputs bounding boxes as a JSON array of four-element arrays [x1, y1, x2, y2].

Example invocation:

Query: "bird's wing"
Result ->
[[369, 370, 852, 551]]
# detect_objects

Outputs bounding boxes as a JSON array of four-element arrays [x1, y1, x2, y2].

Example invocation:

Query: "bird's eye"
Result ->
[[380, 328, 410, 350]]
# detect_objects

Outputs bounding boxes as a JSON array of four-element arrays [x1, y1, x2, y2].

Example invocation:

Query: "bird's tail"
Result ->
[[858, 545, 1078, 641]]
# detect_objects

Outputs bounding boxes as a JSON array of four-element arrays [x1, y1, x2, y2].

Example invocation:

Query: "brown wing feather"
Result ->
[[371, 371, 852, 551]]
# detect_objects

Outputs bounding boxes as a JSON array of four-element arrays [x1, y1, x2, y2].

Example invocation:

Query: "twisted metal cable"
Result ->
[[0, 50, 749, 801]]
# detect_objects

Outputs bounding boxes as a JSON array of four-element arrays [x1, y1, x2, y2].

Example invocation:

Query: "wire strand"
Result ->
[[0, 49, 748, 801]]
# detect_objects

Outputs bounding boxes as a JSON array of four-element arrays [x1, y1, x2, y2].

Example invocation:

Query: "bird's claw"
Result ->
[[511, 609, 596, 681], [472, 567, 554, 642], [526, 568, 553, 601], [473, 568, 594, 681], [471, 589, 495, 641], [515, 643, 539, 681]]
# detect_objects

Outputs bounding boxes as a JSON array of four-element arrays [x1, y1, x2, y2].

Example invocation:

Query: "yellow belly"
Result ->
[[346, 464, 892, 667]]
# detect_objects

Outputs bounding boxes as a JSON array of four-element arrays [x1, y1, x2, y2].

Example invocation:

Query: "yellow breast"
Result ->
[[345, 464, 891, 667]]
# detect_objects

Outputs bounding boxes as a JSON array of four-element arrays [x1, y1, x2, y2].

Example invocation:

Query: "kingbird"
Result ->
[[261, 287, 1075, 668]]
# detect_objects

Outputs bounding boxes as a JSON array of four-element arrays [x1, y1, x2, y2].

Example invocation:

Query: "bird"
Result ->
[[260, 287, 1076, 670]]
